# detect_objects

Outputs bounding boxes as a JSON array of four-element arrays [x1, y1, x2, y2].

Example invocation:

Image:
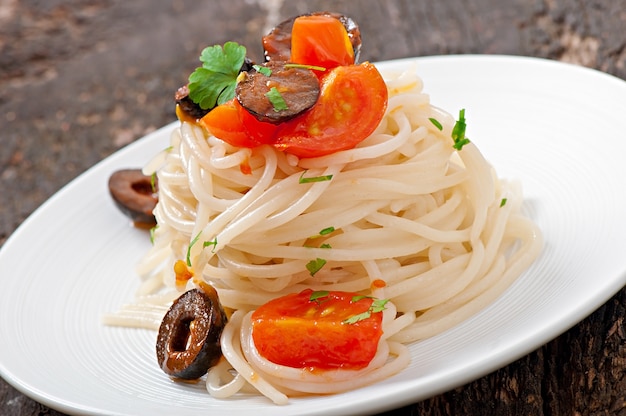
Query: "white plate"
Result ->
[[2, 55, 626, 415]]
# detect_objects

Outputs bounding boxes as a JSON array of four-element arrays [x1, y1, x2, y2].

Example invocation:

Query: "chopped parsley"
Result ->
[[429, 117, 443, 131], [319, 226, 335, 236], [309, 290, 330, 302], [306, 258, 327, 276], [266, 87, 288, 112], [451, 109, 470, 150], [252, 64, 272, 76], [284, 63, 327, 72], [187, 41, 247, 110], [307, 226, 335, 241], [299, 171, 334, 184], [370, 298, 389, 314], [343, 298, 389, 324], [500, 198, 508, 207]]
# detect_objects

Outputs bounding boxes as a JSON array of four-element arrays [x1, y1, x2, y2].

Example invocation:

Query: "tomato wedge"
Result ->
[[290, 14, 355, 71], [199, 98, 278, 148], [273, 62, 388, 158], [250, 289, 385, 370]]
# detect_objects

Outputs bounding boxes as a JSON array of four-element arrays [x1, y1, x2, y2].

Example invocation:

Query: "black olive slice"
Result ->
[[235, 61, 320, 124], [175, 85, 210, 120], [108, 169, 158, 228], [156, 287, 227, 380], [262, 11, 362, 63]]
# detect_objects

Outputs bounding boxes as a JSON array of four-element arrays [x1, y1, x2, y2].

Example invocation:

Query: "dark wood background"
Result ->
[[1, 0, 625, 414]]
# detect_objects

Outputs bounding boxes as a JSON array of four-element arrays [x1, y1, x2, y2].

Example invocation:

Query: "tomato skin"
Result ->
[[273, 62, 388, 158], [199, 99, 277, 148], [200, 63, 387, 158], [251, 289, 384, 370], [290, 15, 355, 72], [198, 99, 249, 147]]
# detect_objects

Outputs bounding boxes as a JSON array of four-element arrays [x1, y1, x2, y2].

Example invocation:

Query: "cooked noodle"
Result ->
[[103, 64, 543, 403]]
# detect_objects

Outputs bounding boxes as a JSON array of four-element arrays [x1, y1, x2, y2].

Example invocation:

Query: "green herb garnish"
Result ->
[[187, 41, 247, 110], [319, 243, 332, 249], [500, 198, 508, 207], [187, 234, 219, 265], [308, 226, 335, 240], [203, 237, 218, 252], [284, 63, 327, 72], [299, 171, 334, 184], [429, 117, 443, 131], [149, 225, 158, 245], [451, 109, 470, 150], [150, 172, 157, 193], [343, 298, 389, 324], [253, 64, 272, 76], [266, 87, 288, 112], [319, 226, 335, 235], [309, 290, 330, 302], [306, 258, 327, 276], [186, 231, 202, 266], [370, 298, 389, 313]]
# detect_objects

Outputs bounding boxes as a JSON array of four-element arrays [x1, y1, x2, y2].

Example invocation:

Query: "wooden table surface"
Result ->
[[2, 0, 626, 414]]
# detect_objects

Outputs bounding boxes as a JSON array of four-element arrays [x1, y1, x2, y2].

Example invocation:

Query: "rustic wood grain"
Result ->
[[1, 0, 625, 414]]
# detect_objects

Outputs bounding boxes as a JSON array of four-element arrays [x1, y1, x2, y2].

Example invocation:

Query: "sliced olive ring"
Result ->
[[156, 287, 227, 380], [175, 85, 210, 120], [262, 11, 362, 63], [236, 61, 320, 124], [108, 168, 158, 228]]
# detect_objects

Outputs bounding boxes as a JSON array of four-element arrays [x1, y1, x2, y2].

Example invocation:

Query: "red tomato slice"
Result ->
[[199, 98, 277, 148], [290, 15, 355, 71], [251, 289, 384, 370], [272, 62, 388, 158]]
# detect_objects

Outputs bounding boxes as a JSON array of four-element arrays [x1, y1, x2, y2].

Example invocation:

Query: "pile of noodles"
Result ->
[[104, 65, 542, 404]]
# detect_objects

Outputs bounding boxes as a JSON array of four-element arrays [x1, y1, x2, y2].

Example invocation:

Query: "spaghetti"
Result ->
[[104, 64, 542, 403]]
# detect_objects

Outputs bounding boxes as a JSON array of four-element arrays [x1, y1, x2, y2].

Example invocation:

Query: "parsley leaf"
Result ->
[[309, 290, 330, 302], [266, 87, 289, 112], [306, 258, 327, 276], [343, 298, 389, 324], [500, 198, 508, 207], [343, 311, 371, 324], [188, 42, 247, 110], [307, 226, 335, 241], [319, 226, 335, 236], [451, 109, 471, 150], [370, 298, 389, 313], [252, 64, 272, 76]]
